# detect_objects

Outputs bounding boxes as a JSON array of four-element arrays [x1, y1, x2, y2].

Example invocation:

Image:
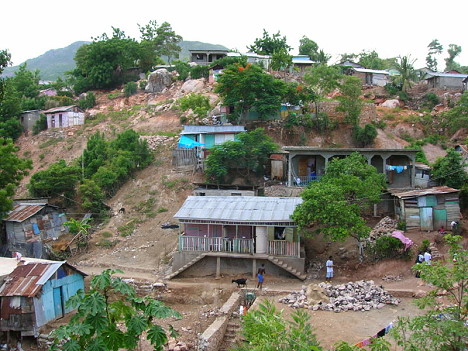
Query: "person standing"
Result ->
[[415, 251, 424, 277], [424, 249, 432, 265], [326, 256, 334, 281], [257, 264, 265, 289]]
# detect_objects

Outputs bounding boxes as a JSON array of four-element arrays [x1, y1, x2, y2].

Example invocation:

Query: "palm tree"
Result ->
[[393, 55, 417, 92]]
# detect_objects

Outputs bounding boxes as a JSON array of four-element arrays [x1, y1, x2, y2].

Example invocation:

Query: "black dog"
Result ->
[[232, 278, 247, 288]]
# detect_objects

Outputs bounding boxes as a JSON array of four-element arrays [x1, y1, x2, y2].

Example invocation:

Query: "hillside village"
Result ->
[[0, 36, 467, 351]]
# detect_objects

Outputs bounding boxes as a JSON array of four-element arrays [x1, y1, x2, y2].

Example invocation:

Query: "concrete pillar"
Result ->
[[216, 256, 221, 279], [287, 153, 293, 186], [410, 156, 415, 188], [252, 259, 257, 279], [255, 226, 268, 254]]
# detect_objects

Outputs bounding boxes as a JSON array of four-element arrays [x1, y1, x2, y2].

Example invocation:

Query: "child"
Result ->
[[257, 264, 265, 289], [326, 256, 334, 281]]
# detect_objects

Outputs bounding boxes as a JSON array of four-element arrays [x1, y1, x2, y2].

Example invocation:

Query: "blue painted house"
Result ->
[[0, 258, 86, 337]]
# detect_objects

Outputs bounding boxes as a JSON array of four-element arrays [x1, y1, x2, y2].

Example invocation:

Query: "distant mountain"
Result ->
[[2, 40, 229, 82], [3, 41, 89, 81]]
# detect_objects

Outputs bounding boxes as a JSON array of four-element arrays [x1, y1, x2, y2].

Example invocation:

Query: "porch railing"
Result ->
[[178, 236, 300, 257], [178, 236, 254, 254], [268, 240, 300, 257]]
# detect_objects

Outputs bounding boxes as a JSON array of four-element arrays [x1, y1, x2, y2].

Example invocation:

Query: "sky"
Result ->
[[2, 0, 467, 70]]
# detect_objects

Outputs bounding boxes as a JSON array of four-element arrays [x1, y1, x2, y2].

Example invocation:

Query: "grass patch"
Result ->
[[156, 207, 168, 213], [161, 176, 190, 190], [138, 131, 179, 137], [117, 219, 140, 237], [133, 198, 156, 213], [23, 150, 31, 157], [85, 113, 107, 127], [39, 138, 63, 149], [109, 109, 134, 122], [97, 238, 120, 248], [108, 92, 121, 99], [100, 231, 113, 238]]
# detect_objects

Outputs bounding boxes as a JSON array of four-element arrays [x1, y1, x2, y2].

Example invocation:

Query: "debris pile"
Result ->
[[279, 281, 400, 313], [368, 217, 398, 242], [166, 339, 193, 351], [140, 135, 176, 150]]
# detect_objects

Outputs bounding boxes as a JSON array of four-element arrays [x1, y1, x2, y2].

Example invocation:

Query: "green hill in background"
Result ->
[[3, 40, 229, 82]]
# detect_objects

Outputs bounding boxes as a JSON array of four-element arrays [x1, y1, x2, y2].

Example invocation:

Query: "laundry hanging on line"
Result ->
[[386, 165, 408, 173], [354, 322, 394, 348]]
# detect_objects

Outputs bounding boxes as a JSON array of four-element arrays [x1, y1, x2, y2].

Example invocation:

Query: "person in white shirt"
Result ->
[[424, 250, 432, 265], [326, 256, 334, 281]]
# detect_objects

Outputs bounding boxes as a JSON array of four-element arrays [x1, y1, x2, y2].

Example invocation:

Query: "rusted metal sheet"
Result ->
[[391, 186, 459, 199], [4, 204, 45, 223], [0, 263, 49, 297]]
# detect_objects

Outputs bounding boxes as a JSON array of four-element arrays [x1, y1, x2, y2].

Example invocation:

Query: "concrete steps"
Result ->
[[268, 256, 307, 280], [164, 253, 205, 280], [219, 316, 242, 351]]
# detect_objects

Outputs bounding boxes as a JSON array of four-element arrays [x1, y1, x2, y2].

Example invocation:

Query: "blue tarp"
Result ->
[[178, 136, 204, 149]]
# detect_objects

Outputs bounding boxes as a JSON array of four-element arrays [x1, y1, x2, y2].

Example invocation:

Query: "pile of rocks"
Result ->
[[166, 339, 193, 351], [367, 216, 398, 243], [140, 135, 176, 150], [279, 281, 400, 313]]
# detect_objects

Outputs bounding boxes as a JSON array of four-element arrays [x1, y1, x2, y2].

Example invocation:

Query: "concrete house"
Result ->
[[19, 110, 41, 133], [463, 76, 468, 91], [189, 49, 229, 65], [0, 258, 85, 338], [43, 105, 85, 129], [2, 202, 68, 258], [349, 67, 390, 86], [424, 72, 468, 90], [290, 55, 315, 74], [282, 147, 418, 189], [390, 186, 461, 231], [169, 196, 305, 280]]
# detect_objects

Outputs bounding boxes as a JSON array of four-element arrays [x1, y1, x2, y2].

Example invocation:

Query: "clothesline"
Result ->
[[385, 165, 409, 173], [354, 321, 394, 348]]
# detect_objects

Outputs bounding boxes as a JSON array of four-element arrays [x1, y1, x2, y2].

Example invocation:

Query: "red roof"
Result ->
[[4, 203, 46, 222], [0, 263, 50, 297]]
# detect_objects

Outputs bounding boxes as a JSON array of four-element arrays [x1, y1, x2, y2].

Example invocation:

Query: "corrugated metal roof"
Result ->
[[43, 105, 76, 114], [4, 203, 46, 222], [415, 162, 431, 170], [181, 125, 246, 135], [174, 196, 302, 223], [425, 72, 468, 79], [352, 68, 390, 75], [390, 186, 459, 199], [282, 146, 419, 153]]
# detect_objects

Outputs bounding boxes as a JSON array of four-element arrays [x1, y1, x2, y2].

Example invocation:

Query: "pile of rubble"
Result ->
[[279, 281, 400, 313], [166, 339, 193, 351], [140, 135, 176, 150], [367, 217, 398, 243]]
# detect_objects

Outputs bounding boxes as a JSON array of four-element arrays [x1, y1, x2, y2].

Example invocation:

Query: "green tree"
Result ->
[[138, 20, 182, 70], [83, 132, 108, 178], [178, 93, 211, 119], [299, 36, 319, 59], [0, 137, 32, 218], [32, 113, 47, 135], [78, 179, 107, 214], [215, 63, 287, 121], [426, 39, 443, 71], [358, 50, 386, 70], [391, 235, 467, 351], [248, 29, 291, 55], [71, 27, 141, 92], [205, 128, 278, 183], [336, 75, 363, 125], [28, 159, 80, 199], [293, 153, 386, 249], [234, 300, 322, 351], [393, 55, 417, 92], [271, 47, 293, 72], [431, 148, 467, 189], [303, 64, 342, 116], [79, 91, 96, 110], [444, 44, 462, 72], [11, 63, 41, 99], [0, 49, 11, 100], [352, 124, 378, 147], [49, 269, 181, 351], [0, 80, 23, 139], [440, 91, 468, 134]]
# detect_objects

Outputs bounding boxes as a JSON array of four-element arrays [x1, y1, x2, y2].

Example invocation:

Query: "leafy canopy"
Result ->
[[431, 148, 467, 189], [0, 137, 32, 218], [215, 63, 287, 120], [299, 36, 330, 64], [391, 235, 467, 351], [248, 29, 291, 55], [293, 153, 386, 242], [205, 128, 278, 184], [49, 269, 181, 351]]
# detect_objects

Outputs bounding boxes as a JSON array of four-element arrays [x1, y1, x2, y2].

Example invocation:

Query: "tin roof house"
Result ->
[[168, 196, 306, 280], [0, 258, 86, 337], [349, 67, 390, 86], [390, 186, 461, 231], [2, 203, 68, 259], [43, 105, 85, 129], [424, 72, 468, 90]]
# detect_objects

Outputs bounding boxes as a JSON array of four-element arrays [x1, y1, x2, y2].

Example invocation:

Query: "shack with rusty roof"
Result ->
[[2, 202, 68, 258], [0, 257, 85, 338], [390, 186, 461, 231]]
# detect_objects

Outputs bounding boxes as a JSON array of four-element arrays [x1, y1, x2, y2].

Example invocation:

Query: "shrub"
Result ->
[[397, 220, 407, 231], [32, 113, 47, 135], [190, 65, 209, 79], [423, 92, 439, 109], [172, 61, 191, 81], [178, 93, 211, 118], [79, 91, 96, 109], [369, 236, 404, 260], [418, 240, 430, 253], [139, 80, 147, 90], [352, 124, 377, 147], [124, 81, 138, 97]]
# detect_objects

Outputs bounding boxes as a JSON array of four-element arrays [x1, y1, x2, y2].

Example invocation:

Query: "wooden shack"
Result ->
[[0, 258, 86, 338], [391, 186, 460, 231]]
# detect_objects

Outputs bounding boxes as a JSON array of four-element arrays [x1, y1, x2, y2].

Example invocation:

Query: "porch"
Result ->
[[178, 235, 300, 258]]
